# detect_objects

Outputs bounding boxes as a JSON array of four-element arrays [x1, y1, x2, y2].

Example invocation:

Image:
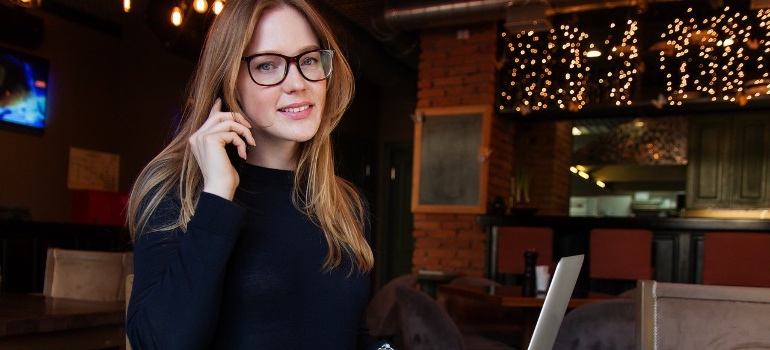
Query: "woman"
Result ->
[[125, 0, 389, 348]]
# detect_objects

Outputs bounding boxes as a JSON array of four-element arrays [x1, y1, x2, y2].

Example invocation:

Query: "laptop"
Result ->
[[527, 254, 585, 350]]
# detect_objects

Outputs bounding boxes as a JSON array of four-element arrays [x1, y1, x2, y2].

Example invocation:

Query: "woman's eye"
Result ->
[[256, 62, 277, 72], [301, 57, 319, 66]]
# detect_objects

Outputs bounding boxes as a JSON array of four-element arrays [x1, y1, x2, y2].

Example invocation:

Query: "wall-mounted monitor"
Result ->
[[0, 45, 49, 131]]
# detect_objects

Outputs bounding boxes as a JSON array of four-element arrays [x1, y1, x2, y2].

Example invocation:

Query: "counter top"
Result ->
[[477, 215, 770, 232]]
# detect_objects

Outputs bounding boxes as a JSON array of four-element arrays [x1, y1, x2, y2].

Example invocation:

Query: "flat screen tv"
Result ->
[[0, 45, 48, 131]]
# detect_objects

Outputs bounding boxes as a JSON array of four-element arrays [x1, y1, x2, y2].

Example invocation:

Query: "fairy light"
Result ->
[[499, 12, 643, 113], [498, 5, 769, 115], [499, 24, 588, 113], [658, 6, 770, 105]]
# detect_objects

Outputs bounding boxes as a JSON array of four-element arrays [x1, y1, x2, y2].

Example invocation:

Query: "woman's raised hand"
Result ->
[[189, 98, 256, 200]]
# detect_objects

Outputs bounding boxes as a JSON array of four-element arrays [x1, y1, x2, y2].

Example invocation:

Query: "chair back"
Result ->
[[636, 280, 770, 350], [395, 284, 467, 350], [43, 247, 133, 302], [495, 226, 553, 275], [367, 274, 419, 337], [589, 228, 653, 280], [554, 298, 636, 349], [703, 232, 770, 287], [126, 273, 134, 350]]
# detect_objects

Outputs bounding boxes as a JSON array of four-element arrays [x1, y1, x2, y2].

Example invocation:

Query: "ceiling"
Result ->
[[31, 0, 712, 63]]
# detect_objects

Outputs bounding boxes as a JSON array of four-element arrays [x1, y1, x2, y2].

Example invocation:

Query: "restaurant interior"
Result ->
[[2, 0, 770, 348]]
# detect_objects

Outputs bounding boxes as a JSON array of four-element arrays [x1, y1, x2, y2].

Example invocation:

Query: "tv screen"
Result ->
[[0, 45, 48, 130]]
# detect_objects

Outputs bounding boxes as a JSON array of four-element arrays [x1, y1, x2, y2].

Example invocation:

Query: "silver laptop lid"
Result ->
[[528, 254, 585, 350]]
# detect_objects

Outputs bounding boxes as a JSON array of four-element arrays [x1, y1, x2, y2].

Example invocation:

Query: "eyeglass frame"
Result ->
[[241, 49, 334, 87]]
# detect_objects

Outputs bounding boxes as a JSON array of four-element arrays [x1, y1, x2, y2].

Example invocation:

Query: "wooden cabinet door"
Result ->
[[687, 116, 731, 208], [730, 113, 770, 207]]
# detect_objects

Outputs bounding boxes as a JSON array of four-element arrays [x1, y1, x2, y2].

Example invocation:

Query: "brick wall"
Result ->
[[412, 22, 569, 276], [513, 121, 572, 216], [412, 23, 512, 276]]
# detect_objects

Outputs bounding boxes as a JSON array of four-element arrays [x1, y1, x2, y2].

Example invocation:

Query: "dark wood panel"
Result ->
[[688, 116, 730, 207], [732, 115, 770, 205]]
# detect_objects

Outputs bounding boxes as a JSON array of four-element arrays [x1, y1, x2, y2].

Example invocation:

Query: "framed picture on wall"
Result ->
[[411, 105, 493, 213]]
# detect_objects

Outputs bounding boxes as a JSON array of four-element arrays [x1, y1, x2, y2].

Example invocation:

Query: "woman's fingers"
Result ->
[[186, 99, 256, 200], [201, 98, 256, 148]]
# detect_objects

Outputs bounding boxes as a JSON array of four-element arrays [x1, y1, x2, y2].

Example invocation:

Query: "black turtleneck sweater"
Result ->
[[127, 164, 373, 349]]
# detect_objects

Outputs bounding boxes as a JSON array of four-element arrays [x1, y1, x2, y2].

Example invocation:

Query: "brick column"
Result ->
[[412, 23, 513, 276]]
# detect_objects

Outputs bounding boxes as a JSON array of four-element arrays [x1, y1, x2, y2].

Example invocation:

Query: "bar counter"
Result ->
[[478, 214, 770, 288]]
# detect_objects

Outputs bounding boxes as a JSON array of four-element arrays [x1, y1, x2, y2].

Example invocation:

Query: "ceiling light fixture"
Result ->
[[212, 0, 224, 15], [6, 0, 41, 8], [193, 0, 208, 14], [169, 0, 225, 26], [123, 0, 130, 12], [171, 5, 183, 26]]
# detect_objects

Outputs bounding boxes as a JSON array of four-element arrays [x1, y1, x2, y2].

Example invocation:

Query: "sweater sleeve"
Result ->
[[126, 192, 245, 350]]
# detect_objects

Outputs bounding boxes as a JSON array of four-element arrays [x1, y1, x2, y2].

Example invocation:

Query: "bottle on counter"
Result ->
[[523, 248, 538, 297]]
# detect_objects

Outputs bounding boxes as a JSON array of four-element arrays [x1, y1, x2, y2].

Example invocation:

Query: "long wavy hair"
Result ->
[[126, 0, 373, 273]]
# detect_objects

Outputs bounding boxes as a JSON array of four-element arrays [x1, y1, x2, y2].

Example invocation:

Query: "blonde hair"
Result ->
[[126, 0, 373, 273]]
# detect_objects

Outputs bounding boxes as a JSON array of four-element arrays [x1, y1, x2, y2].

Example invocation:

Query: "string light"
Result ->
[[498, 4, 769, 115], [658, 6, 770, 105], [498, 12, 640, 113]]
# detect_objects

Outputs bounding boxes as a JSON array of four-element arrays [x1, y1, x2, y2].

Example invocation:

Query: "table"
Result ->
[[416, 270, 458, 298], [436, 284, 613, 349], [0, 293, 126, 350]]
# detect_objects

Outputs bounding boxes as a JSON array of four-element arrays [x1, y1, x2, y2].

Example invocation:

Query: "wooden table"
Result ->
[[0, 293, 126, 350], [437, 284, 613, 349]]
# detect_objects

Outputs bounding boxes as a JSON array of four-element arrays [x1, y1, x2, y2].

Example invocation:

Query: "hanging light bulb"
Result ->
[[8, 0, 42, 7], [213, 0, 224, 15], [123, 0, 131, 12], [193, 0, 208, 13], [171, 6, 183, 26]]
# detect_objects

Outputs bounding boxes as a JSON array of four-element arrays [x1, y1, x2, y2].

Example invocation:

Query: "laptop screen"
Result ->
[[528, 254, 585, 350]]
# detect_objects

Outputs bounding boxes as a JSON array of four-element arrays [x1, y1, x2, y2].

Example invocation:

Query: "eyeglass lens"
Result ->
[[246, 50, 333, 86]]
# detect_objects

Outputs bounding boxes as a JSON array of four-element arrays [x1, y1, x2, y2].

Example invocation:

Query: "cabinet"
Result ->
[[687, 113, 770, 208]]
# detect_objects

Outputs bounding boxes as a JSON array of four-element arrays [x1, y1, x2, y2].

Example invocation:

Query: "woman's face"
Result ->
[[236, 5, 327, 151]]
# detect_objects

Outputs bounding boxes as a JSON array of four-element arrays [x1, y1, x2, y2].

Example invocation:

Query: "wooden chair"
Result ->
[[494, 226, 553, 284], [702, 231, 770, 287], [43, 247, 133, 302], [636, 280, 770, 349], [589, 228, 653, 293]]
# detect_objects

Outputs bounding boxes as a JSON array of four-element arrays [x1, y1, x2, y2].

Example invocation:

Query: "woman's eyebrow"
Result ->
[[248, 45, 322, 56]]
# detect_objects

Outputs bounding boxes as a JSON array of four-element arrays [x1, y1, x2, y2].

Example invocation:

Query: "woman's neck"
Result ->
[[245, 140, 299, 170]]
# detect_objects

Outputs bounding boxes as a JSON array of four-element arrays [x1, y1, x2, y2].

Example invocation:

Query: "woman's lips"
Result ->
[[278, 104, 313, 120]]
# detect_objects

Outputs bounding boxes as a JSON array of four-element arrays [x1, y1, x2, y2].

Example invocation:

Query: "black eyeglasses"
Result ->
[[241, 49, 334, 86]]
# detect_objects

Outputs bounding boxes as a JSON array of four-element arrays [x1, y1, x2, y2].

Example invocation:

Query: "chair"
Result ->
[[126, 274, 134, 350], [636, 280, 770, 349], [589, 229, 653, 293], [394, 285, 515, 350], [43, 247, 133, 302], [367, 274, 420, 337], [702, 231, 770, 287], [495, 226, 554, 284], [553, 298, 636, 350], [442, 276, 521, 345]]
